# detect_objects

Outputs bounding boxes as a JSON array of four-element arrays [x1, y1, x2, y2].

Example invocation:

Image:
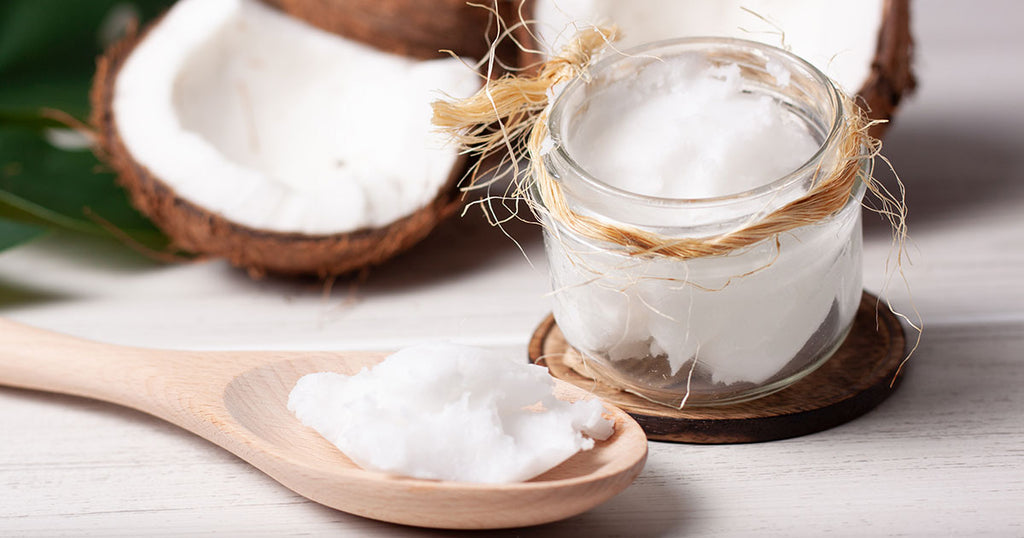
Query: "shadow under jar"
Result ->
[[536, 38, 870, 407]]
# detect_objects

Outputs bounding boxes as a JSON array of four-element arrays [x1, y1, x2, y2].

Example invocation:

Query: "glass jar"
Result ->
[[536, 38, 869, 407]]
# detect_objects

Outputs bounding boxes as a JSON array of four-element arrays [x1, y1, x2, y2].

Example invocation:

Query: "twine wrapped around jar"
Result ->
[[432, 26, 908, 262]]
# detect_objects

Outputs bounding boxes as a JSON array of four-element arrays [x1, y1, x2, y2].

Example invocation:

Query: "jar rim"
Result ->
[[546, 36, 845, 209]]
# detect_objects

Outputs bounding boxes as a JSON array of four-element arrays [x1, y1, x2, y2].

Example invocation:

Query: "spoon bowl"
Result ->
[[0, 319, 648, 529]]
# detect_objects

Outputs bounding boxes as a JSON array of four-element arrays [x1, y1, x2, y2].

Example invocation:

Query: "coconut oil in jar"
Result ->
[[537, 38, 869, 407]]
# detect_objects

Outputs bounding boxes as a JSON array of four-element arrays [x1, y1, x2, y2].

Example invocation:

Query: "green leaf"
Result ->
[[0, 1, 178, 255], [0, 0, 174, 120], [0, 215, 46, 252], [0, 125, 168, 248]]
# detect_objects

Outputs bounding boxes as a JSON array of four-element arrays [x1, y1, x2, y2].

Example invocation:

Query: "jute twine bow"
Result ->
[[432, 26, 902, 260]]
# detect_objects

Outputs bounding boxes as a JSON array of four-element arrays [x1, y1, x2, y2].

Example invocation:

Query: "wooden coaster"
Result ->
[[529, 292, 908, 444]]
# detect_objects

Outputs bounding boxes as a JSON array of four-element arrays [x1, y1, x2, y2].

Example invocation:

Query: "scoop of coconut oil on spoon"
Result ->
[[0, 318, 647, 529]]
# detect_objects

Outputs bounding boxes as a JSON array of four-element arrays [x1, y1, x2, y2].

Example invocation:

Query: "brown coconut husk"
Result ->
[[261, 0, 528, 66], [858, 0, 916, 137], [91, 27, 466, 278]]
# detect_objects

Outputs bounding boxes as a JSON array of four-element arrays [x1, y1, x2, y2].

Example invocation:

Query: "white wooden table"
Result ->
[[2, 2, 1022, 536]]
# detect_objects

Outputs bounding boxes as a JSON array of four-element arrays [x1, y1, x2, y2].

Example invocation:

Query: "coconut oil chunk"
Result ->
[[287, 343, 614, 484], [570, 58, 819, 199]]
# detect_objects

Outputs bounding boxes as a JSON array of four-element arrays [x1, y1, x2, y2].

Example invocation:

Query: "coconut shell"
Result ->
[[91, 27, 466, 278], [261, 0, 526, 64], [858, 0, 916, 137], [513, 0, 915, 138]]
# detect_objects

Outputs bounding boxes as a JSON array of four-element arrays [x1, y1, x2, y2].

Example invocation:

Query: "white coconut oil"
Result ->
[[539, 38, 868, 406], [288, 343, 614, 483]]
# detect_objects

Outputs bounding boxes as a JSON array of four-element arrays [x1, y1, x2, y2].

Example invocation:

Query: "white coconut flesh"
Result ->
[[112, 0, 480, 235], [533, 0, 886, 94]]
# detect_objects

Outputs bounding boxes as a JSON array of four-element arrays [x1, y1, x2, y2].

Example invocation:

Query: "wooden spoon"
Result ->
[[0, 319, 647, 529]]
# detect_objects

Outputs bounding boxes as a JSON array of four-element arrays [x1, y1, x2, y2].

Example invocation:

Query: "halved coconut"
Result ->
[[525, 0, 914, 134], [92, 0, 481, 276]]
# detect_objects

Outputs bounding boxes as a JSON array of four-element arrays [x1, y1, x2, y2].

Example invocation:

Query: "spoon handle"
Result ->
[[0, 318, 224, 417]]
